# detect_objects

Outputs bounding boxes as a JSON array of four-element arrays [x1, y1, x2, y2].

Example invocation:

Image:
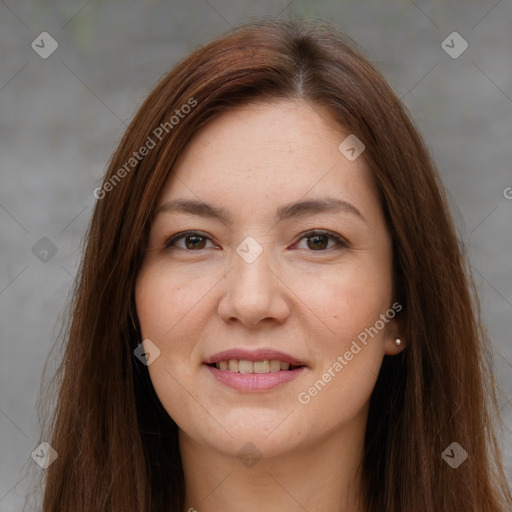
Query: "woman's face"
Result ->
[[135, 100, 402, 459]]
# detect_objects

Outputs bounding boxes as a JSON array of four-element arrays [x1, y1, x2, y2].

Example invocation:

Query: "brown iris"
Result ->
[[185, 235, 207, 250], [306, 234, 329, 250]]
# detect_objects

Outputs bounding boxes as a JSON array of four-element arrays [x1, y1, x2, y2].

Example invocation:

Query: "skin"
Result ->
[[135, 99, 405, 512]]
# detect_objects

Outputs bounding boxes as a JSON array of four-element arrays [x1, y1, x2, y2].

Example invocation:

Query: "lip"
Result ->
[[203, 348, 306, 367], [203, 349, 308, 392], [204, 364, 307, 392]]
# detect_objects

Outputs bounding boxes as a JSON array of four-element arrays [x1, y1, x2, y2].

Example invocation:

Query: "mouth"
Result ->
[[205, 359, 305, 373], [203, 349, 308, 391], [203, 348, 307, 373], [207, 359, 305, 373]]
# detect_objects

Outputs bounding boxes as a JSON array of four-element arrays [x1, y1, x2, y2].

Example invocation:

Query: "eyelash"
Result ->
[[163, 230, 348, 252]]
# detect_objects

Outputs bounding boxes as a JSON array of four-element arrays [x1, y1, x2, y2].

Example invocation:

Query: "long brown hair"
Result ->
[[33, 18, 511, 511]]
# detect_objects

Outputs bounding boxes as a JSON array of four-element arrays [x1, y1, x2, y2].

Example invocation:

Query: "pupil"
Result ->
[[186, 236, 205, 249], [308, 234, 327, 250]]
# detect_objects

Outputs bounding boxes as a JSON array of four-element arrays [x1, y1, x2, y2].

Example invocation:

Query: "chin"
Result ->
[[189, 416, 307, 460]]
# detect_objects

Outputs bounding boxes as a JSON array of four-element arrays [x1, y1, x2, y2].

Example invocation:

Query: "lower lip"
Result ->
[[204, 364, 306, 391]]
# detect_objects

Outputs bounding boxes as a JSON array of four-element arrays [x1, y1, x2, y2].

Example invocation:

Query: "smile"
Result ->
[[208, 359, 302, 373], [204, 362, 306, 392], [203, 348, 307, 391]]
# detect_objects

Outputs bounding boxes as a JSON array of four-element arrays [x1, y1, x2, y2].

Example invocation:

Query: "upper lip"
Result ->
[[203, 348, 306, 367]]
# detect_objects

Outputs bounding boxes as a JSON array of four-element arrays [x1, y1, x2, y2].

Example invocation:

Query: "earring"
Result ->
[[395, 338, 402, 347]]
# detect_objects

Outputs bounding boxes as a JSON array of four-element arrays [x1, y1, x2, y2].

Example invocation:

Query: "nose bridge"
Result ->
[[231, 237, 274, 299], [218, 235, 289, 326]]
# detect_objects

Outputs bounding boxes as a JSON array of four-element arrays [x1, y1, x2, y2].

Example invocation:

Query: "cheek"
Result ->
[[135, 264, 206, 341], [290, 264, 390, 412], [289, 260, 392, 344], [135, 267, 207, 429]]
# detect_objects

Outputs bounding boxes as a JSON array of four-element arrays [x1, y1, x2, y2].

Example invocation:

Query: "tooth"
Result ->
[[254, 360, 270, 373], [220, 359, 293, 373], [269, 359, 281, 372], [238, 360, 254, 373]]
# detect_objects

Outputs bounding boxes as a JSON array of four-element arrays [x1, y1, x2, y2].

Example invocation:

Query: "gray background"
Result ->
[[1, 0, 511, 509]]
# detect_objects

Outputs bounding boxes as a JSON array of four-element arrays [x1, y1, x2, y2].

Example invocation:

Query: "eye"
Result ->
[[164, 231, 217, 251], [294, 230, 348, 251], [163, 229, 348, 252]]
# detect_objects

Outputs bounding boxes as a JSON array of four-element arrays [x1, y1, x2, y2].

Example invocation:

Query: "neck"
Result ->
[[179, 422, 367, 512]]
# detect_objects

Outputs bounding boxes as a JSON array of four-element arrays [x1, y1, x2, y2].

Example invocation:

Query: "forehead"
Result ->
[[156, 100, 379, 222], [174, 100, 354, 172]]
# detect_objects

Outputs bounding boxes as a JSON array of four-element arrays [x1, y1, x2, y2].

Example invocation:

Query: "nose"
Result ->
[[217, 245, 290, 328]]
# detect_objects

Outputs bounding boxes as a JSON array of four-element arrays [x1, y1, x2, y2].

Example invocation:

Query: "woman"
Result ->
[[36, 18, 511, 512]]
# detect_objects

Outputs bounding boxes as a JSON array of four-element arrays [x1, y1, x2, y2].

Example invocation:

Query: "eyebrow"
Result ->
[[154, 197, 367, 225]]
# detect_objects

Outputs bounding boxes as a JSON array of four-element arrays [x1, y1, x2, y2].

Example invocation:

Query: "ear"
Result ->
[[383, 318, 406, 356]]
